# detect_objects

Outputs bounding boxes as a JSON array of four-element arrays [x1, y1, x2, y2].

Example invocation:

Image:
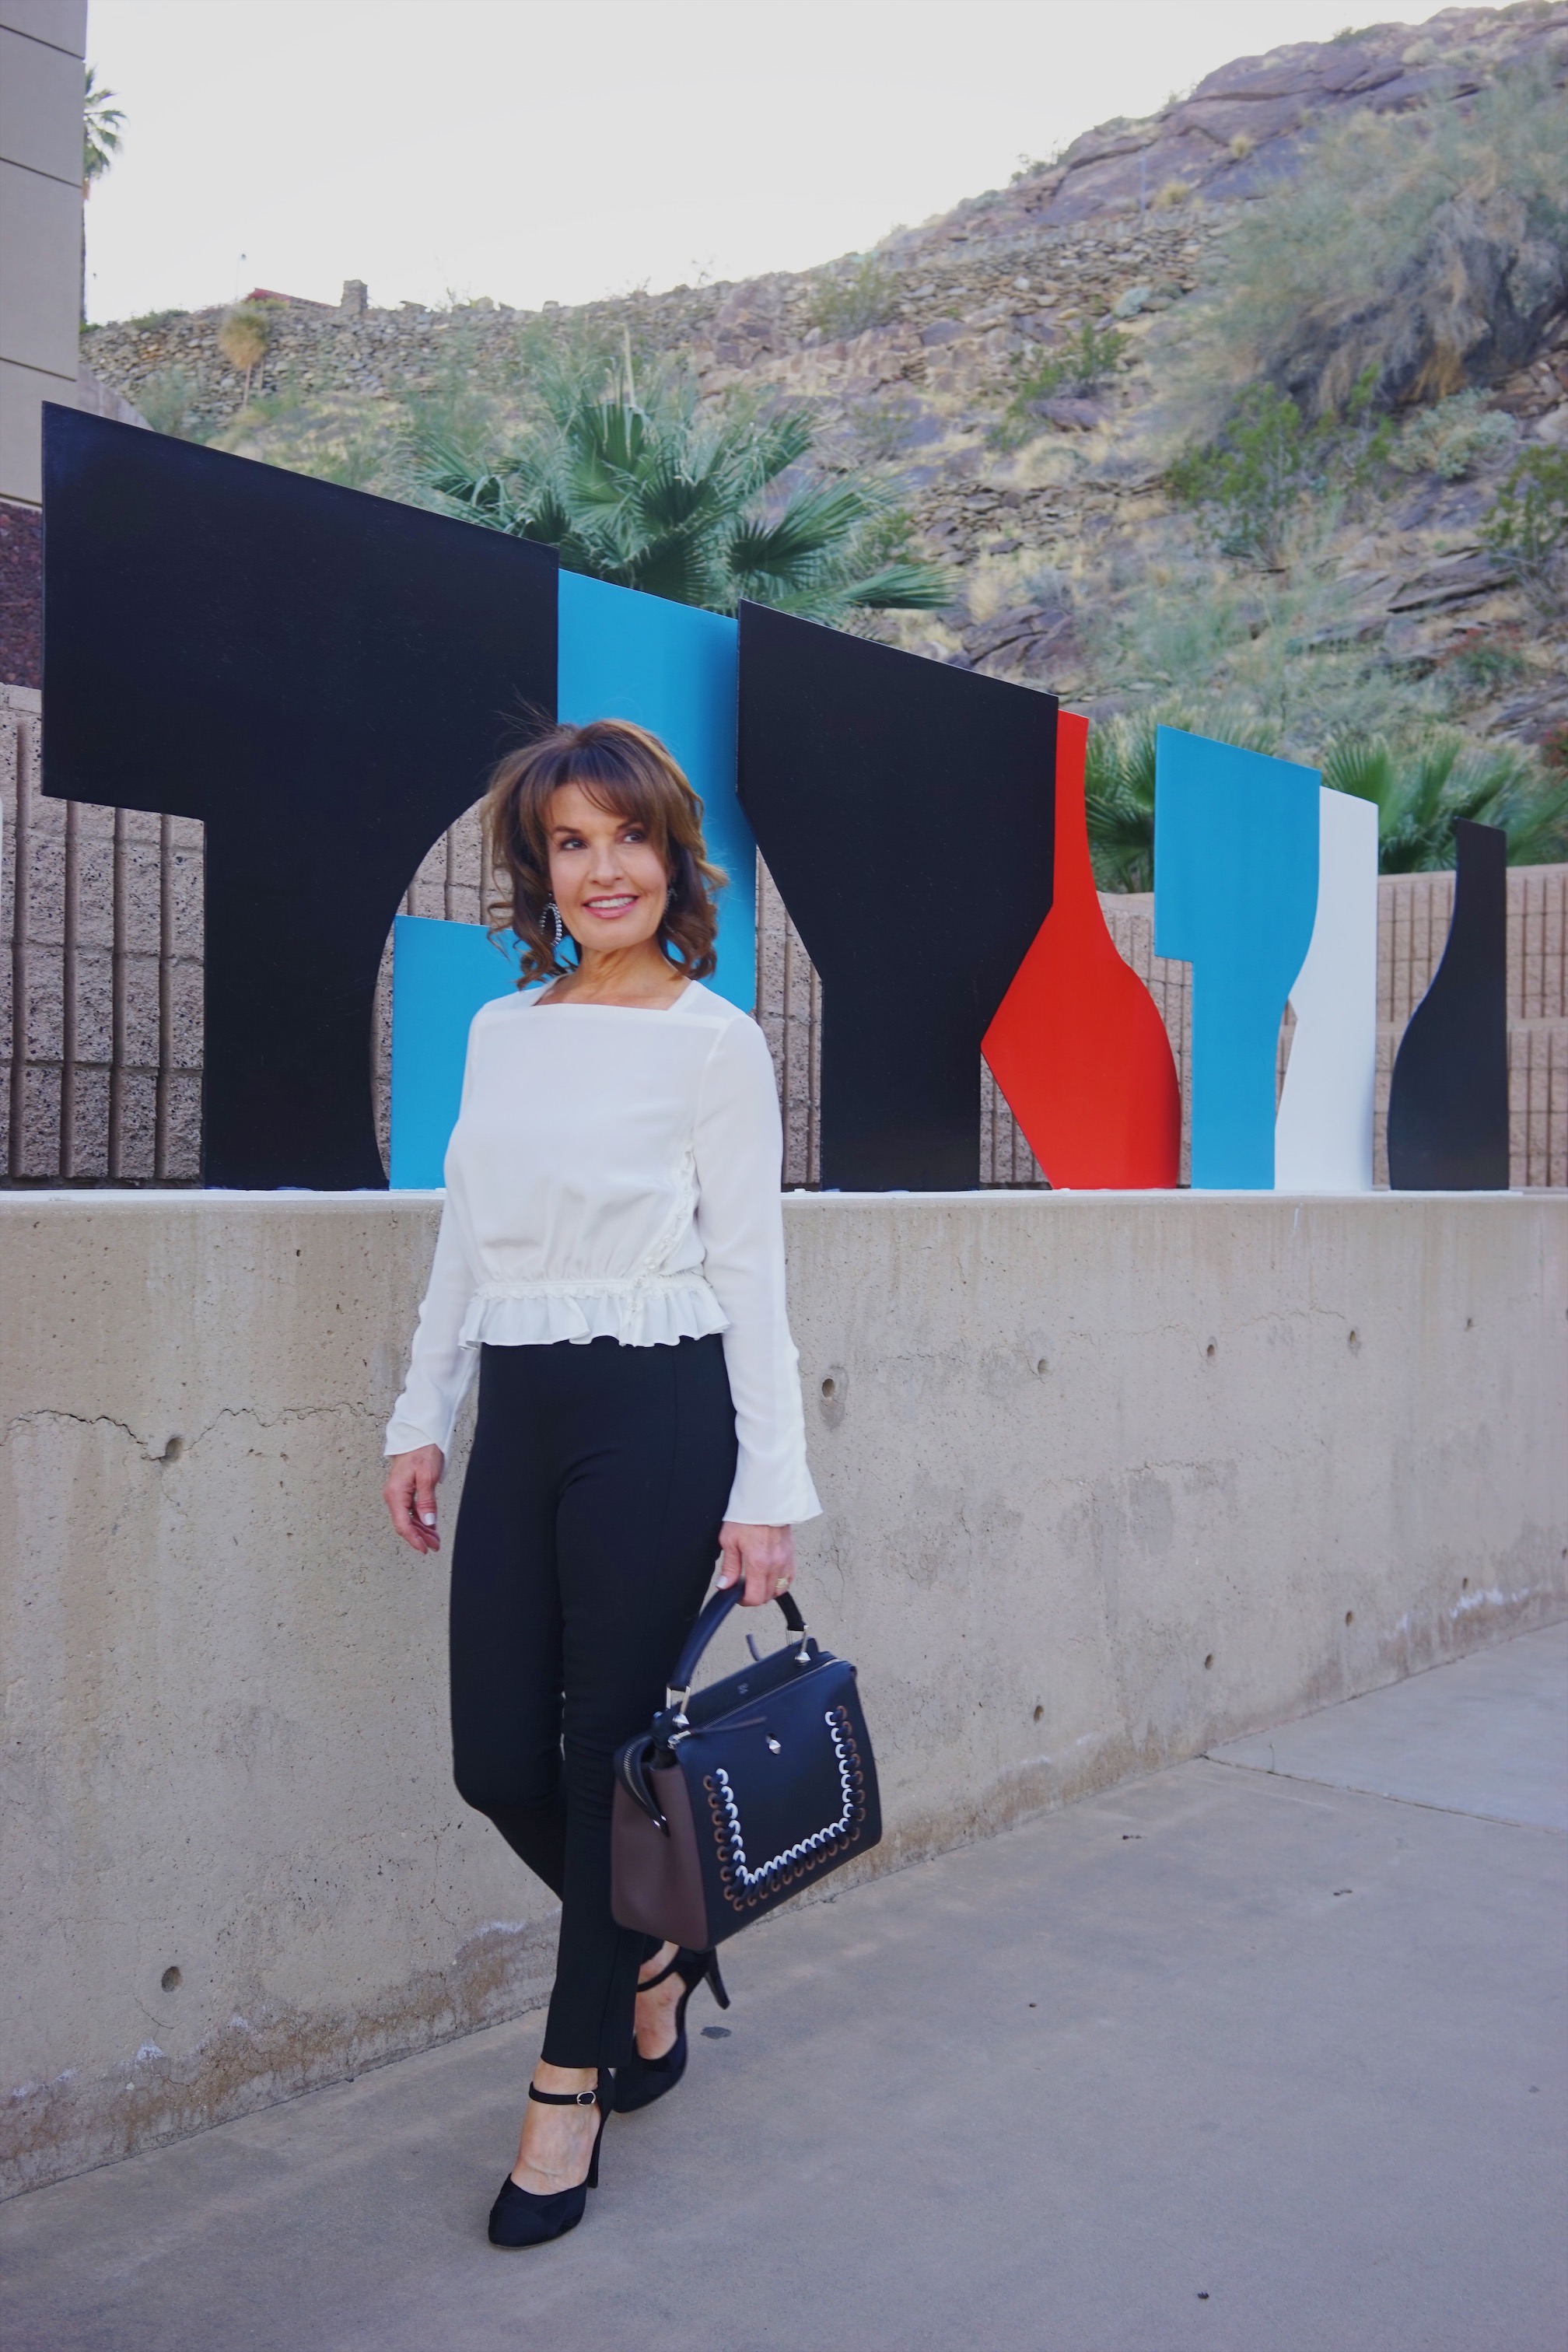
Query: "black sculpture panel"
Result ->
[[1386, 818, 1510, 1189], [42, 404, 558, 1188], [737, 601, 1055, 1189]]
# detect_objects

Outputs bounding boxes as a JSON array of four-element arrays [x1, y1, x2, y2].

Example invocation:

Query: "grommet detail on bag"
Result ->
[[705, 1712, 861, 1906]]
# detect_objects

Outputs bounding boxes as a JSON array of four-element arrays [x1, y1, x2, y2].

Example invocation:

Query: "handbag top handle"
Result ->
[[667, 1587, 809, 1712]]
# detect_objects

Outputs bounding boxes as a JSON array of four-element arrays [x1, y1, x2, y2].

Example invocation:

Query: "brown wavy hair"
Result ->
[[484, 719, 727, 986]]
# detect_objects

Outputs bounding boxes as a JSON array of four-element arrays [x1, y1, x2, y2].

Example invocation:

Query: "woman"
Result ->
[[382, 719, 820, 2249]]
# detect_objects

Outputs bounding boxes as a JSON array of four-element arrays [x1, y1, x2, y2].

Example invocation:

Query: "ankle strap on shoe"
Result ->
[[635, 1955, 684, 1993], [528, 2084, 599, 2106]]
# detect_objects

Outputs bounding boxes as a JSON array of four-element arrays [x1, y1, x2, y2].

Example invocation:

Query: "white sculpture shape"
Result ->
[[1275, 786, 1379, 1192]]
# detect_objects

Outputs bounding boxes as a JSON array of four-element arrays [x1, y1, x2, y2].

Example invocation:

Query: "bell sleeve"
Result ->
[[382, 1195, 480, 1458], [383, 1022, 482, 1458], [693, 1013, 821, 1526]]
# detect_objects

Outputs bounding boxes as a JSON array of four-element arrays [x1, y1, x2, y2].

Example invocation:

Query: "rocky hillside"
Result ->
[[86, 4, 1568, 767]]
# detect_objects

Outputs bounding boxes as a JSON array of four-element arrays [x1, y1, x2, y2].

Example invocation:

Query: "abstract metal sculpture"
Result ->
[[982, 711, 1180, 1188], [1386, 818, 1510, 1189], [42, 405, 558, 1188], [44, 411, 1515, 1204], [1274, 787, 1379, 1193], [1154, 728, 1319, 1190], [737, 601, 1055, 1190]]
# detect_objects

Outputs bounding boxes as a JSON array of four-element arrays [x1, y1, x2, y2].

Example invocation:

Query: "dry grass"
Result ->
[[1175, 62, 1568, 417]]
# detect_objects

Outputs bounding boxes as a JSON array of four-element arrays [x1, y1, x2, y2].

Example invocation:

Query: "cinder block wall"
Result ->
[[1, 687, 203, 1180], [2, 1189, 1563, 2196], [4, 698, 1565, 1188]]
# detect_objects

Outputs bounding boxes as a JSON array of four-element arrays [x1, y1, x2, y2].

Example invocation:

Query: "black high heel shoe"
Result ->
[[612, 1948, 730, 2114], [487, 2069, 611, 2249]]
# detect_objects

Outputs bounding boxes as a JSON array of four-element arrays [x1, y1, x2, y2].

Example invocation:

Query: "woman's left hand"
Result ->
[[716, 1521, 795, 1607]]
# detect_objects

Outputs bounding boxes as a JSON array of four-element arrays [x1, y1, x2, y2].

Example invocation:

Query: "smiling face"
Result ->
[[544, 781, 673, 959]]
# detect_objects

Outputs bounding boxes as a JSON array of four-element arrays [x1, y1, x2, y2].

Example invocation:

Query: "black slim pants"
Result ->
[[449, 1335, 737, 2068]]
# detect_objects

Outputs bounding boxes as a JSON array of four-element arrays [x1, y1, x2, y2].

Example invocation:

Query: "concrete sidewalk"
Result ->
[[5, 1625, 1565, 2352]]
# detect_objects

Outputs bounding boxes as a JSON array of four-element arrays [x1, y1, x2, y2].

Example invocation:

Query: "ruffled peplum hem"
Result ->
[[458, 1273, 730, 1353]]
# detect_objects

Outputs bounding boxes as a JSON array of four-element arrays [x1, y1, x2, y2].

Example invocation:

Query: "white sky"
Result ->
[[83, 0, 1430, 323]]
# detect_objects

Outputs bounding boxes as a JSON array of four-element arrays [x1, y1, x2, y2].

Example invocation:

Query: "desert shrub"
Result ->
[[1167, 384, 1318, 560], [1032, 320, 1128, 397], [1087, 542, 1444, 755], [1324, 730, 1568, 866], [1167, 375, 1391, 562], [303, 436, 385, 491], [135, 365, 212, 441], [1178, 63, 1568, 416], [995, 322, 1128, 444], [229, 369, 316, 430], [847, 397, 923, 464], [1482, 446, 1568, 604], [807, 255, 901, 338], [1434, 628, 1528, 708], [1019, 561, 1071, 605], [1392, 391, 1518, 479]]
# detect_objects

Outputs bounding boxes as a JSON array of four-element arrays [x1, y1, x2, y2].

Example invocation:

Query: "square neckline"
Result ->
[[527, 979, 698, 1015]]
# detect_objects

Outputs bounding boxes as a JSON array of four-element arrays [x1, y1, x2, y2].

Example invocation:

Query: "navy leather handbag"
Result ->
[[611, 1587, 880, 1951]]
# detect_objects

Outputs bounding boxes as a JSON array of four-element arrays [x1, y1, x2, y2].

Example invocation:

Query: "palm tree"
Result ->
[[82, 67, 124, 195], [1323, 733, 1568, 870], [81, 67, 124, 320], [407, 343, 952, 623], [218, 303, 274, 408]]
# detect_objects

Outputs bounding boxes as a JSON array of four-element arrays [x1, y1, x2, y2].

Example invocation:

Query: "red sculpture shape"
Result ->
[[982, 710, 1180, 1188]]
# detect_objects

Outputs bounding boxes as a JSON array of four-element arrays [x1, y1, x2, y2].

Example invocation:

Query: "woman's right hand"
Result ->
[[383, 1444, 446, 1554]]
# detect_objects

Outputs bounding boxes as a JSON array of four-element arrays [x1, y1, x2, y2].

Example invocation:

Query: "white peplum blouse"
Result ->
[[383, 980, 821, 1528]]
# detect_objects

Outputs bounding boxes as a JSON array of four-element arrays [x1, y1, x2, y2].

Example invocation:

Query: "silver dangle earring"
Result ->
[[544, 898, 565, 950]]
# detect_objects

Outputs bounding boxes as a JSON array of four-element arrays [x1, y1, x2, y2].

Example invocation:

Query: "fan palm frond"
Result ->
[[83, 67, 124, 192], [1323, 730, 1568, 869], [402, 347, 954, 624], [841, 558, 957, 611]]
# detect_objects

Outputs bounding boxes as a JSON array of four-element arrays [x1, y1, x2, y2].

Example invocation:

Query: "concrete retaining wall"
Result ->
[[2, 1189, 1564, 2196]]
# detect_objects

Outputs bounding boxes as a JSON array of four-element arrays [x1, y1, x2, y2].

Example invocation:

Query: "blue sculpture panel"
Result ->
[[558, 572, 755, 1012], [1153, 728, 1319, 1190], [389, 916, 523, 1188]]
